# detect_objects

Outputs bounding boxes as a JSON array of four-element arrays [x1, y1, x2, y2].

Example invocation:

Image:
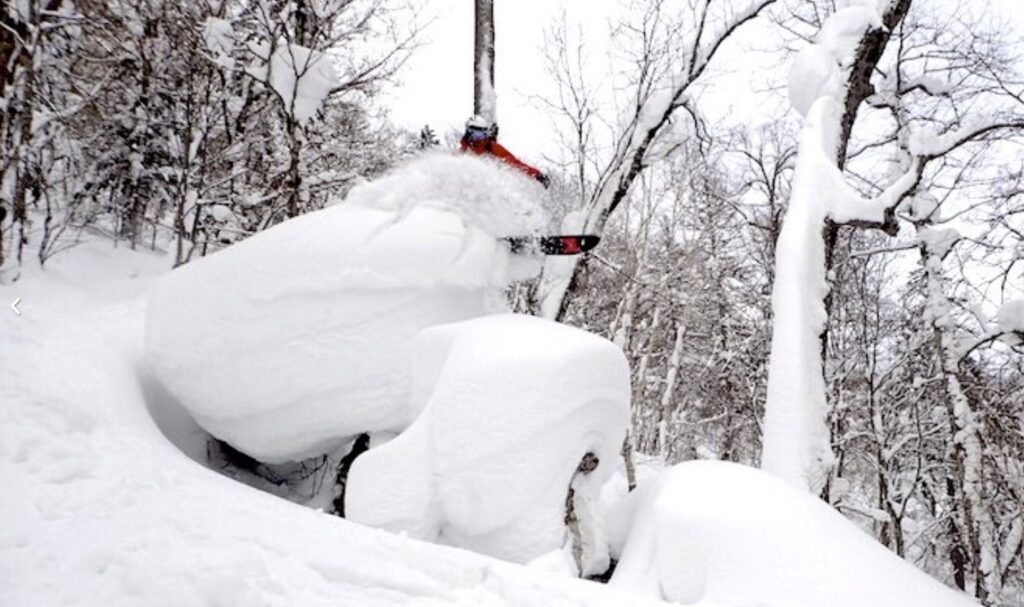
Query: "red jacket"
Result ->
[[460, 137, 543, 180]]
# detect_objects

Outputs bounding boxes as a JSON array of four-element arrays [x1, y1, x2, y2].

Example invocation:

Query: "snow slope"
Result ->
[[145, 153, 549, 463], [0, 242, 664, 607], [608, 461, 977, 607], [346, 314, 630, 568], [2, 238, 983, 607]]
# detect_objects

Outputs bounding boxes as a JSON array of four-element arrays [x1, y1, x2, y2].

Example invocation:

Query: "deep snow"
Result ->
[[2, 239, 982, 607], [0, 240, 664, 607], [607, 461, 976, 607], [2, 186, 984, 607], [346, 314, 630, 569], [145, 154, 549, 463]]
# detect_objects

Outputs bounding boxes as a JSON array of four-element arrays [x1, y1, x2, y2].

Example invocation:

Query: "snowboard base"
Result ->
[[504, 235, 600, 255]]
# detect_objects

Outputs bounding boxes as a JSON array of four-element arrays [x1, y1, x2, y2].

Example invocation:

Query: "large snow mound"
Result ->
[[608, 461, 976, 607], [145, 154, 549, 463], [346, 314, 631, 567], [0, 246, 667, 607]]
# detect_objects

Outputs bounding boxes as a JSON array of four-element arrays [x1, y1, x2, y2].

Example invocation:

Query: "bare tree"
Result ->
[[534, 0, 778, 320], [242, 0, 419, 221], [0, 0, 68, 270]]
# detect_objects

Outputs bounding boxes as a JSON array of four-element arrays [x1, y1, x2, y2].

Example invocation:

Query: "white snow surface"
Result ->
[[346, 314, 630, 566], [0, 243, 667, 607], [815, 6, 883, 66], [3, 239, 983, 607], [788, 44, 842, 118], [246, 38, 341, 124], [607, 461, 977, 607], [904, 191, 941, 221], [145, 154, 549, 463]]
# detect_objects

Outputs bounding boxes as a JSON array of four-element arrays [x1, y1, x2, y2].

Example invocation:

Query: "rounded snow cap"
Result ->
[[466, 114, 489, 129]]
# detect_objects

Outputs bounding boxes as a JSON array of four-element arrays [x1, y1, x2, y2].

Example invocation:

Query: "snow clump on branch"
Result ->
[[246, 38, 342, 124], [787, 3, 884, 117]]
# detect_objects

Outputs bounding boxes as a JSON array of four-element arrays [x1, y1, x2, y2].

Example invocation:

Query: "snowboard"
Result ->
[[504, 234, 601, 256]]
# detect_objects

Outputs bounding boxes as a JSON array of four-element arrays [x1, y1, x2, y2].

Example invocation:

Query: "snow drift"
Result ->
[[0, 245, 666, 607], [345, 314, 631, 568], [144, 154, 549, 463], [6, 240, 986, 607], [608, 461, 976, 607]]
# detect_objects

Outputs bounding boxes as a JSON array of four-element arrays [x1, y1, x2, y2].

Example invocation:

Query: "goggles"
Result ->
[[466, 127, 490, 142]]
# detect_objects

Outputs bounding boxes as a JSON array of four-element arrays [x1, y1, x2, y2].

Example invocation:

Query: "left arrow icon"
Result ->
[[11, 298, 22, 316]]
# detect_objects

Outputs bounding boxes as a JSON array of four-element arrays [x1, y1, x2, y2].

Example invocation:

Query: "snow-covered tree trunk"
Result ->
[[762, 2, 914, 493], [920, 226, 998, 601], [658, 322, 686, 460], [474, 0, 496, 124], [762, 0, 1024, 497], [760, 103, 834, 491]]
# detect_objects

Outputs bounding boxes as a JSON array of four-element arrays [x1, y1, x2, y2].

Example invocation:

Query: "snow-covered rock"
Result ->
[[608, 461, 977, 607], [346, 314, 630, 567], [145, 154, 548, 463]]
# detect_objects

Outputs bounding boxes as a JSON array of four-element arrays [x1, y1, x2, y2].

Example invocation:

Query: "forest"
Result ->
[[2, 0, 1023, 604]]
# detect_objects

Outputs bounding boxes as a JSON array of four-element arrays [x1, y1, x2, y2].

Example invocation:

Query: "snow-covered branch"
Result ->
[[829, 117, 1024, 234], [689, 0, 777, 81]]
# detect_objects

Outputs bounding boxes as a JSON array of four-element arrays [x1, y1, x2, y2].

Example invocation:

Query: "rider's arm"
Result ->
[[488, 142, 543, 179]]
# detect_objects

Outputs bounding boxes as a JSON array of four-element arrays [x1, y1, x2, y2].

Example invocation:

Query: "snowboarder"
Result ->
[[460, 115, 550, 188]]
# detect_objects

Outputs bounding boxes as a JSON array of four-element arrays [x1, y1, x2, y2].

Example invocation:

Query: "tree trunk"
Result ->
[[658, 323, 686, 460], [920, 226, 997, 601], [287, 117, 301, 218], [820, 0, 913, 359], [473, 0, 496, 123], [0, 205, 6, 268]]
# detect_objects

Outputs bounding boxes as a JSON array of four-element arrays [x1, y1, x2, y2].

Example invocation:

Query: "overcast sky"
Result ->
[[384, 0, 1024, 166]]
